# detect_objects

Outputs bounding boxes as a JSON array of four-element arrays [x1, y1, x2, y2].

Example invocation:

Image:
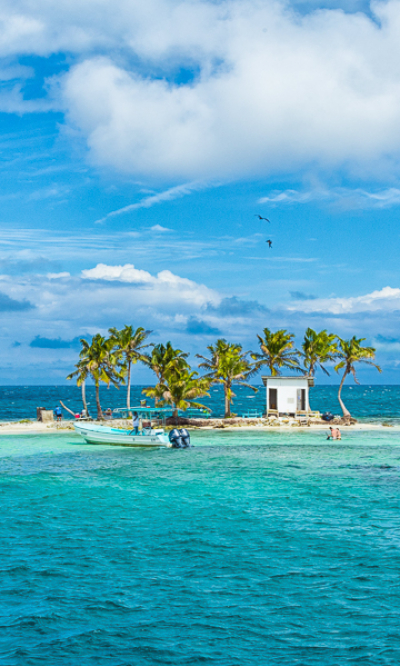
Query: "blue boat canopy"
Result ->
[[113, 406, 211, 418]]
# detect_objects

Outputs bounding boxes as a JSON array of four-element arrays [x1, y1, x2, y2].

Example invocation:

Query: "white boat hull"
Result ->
[[74, 423, 171, 447]]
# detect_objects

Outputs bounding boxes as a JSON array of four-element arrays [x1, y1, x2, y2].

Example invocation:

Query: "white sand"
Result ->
[[0, 419, 396, 435]]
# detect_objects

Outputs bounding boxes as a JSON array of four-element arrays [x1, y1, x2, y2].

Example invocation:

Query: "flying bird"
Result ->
[[266, 240, 272, 248], [255, 214, 270, 222]]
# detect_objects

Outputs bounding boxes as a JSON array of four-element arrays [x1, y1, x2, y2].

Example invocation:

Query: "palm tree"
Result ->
[[68, 335, 122, 419], [197, 339, 257, 418], [334, 337, 381, 418], [300, 328, 338, 376], [109, 325, 152, 410], [143, 367, 210, 418], [252, 328, 301, 376], [144, 342, 190, 402], [66, 358, 89, 415]]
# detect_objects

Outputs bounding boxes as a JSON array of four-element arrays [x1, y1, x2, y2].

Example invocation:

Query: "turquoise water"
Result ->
[[1, 429, 400, 664], [1, 384, 400, 422]]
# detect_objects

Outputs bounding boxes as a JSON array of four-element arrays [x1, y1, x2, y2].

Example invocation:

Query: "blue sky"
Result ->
[[0, 0, 400, 384]]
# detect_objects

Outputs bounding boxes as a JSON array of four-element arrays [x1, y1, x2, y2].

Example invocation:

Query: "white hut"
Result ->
[[262, 376, 314, 416]]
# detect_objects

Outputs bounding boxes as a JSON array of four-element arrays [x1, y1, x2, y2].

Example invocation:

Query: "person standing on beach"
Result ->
[[54, 405, 62, 423]]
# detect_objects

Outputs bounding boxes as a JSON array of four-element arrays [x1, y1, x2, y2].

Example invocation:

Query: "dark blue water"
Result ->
[[0, 384, 399, 422], [1, 429, 400, 665]]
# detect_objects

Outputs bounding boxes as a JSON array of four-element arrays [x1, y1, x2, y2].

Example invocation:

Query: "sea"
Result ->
[[1, 429, 400, 665], [0, 384, 400, 423]]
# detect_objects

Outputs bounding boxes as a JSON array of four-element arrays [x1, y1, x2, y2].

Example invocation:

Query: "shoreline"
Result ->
[[0, 419, 397, 435]]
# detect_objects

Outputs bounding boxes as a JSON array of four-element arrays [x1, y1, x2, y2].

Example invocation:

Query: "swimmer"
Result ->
[[327, 426, 341, 440]]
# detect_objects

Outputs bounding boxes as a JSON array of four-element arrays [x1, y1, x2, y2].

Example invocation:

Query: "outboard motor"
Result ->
[[168, 428, 191, 448], [169, 428, 183, 448], [179, 428, 191, 448], [321, 412, 334, 422]]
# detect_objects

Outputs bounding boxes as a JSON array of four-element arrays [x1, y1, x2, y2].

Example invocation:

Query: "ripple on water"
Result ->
[[1, 431, 400, 665]]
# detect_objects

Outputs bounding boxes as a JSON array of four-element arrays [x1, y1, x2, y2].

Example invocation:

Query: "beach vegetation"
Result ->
[[300, 328, 338, 376], [196, 339, 257, 418], [65, 326, 382, 422], [68, 335, 123, 419], [66, 357, 89, 414], [143, 342, 190, 404], [335, 337, 381, 418], [109, 325, 152, 411], [143, 367, 210, 417], [251, 328, 301, 376]]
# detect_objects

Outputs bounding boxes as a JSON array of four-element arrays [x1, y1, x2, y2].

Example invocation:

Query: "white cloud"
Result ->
[[56, 0, 400, 180], [288, 286, 400, 314], [46, 271, 70, 279], [81, 262, 220, 307], [259, 187, 400, 208], [150, 224, 171, 232], [3, 1, 400, 179], [95, 181, 206, 223], [28, 184, 69, 200], [0, 83, 55, 113], [0, 259, 398, 380], [259, 189, 329, 204]]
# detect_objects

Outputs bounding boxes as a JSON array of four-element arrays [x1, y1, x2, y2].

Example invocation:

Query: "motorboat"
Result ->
[[73, 422, 171, 447]]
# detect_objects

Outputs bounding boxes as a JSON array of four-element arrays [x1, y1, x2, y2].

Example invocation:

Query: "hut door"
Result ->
[[269, 388, 277, 411], [297, 389, 306, 411]]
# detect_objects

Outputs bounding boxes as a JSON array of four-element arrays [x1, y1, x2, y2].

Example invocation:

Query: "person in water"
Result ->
[[131, 412, 140, 435], [54, 405, 62, 423], [327, 426, 341, 440]]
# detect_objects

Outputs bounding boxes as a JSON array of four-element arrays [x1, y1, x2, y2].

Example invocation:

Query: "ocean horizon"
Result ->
[[0, 384, 399, 423]]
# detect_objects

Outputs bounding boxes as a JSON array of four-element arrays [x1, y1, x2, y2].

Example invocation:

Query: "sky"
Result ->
[[0, 0, 400, 384]]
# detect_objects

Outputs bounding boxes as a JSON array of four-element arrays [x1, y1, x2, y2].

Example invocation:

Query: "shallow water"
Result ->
[[1, 430, 400, 665]]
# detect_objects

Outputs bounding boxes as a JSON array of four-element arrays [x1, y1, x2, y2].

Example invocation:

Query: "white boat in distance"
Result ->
[[74, 422, 171, 447]]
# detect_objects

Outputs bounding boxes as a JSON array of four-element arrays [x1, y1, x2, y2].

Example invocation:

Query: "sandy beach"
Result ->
[[0, 419, 394, 435]]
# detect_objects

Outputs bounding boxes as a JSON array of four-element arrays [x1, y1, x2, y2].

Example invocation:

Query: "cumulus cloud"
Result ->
[[0, 259, 399, 380], [57, 0, 400, 181], [0, 85, 54, 113], [3, 1, 400, 180], [0, 264, 225, 364], [81, 263, 220, 306], [288, 286, 400, 314]]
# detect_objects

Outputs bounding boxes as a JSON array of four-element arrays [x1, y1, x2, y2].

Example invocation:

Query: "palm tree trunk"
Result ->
[[95, 383, 103, 420], [224, 383, 231, 418], [338, 370, 351, 417], [154, 372, 159, 406], [81, 380, 88, 413], [127, 360, 131, 411]]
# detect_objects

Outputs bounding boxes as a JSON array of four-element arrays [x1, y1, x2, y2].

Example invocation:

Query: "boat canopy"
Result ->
[[113, 406, 211, 418]]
